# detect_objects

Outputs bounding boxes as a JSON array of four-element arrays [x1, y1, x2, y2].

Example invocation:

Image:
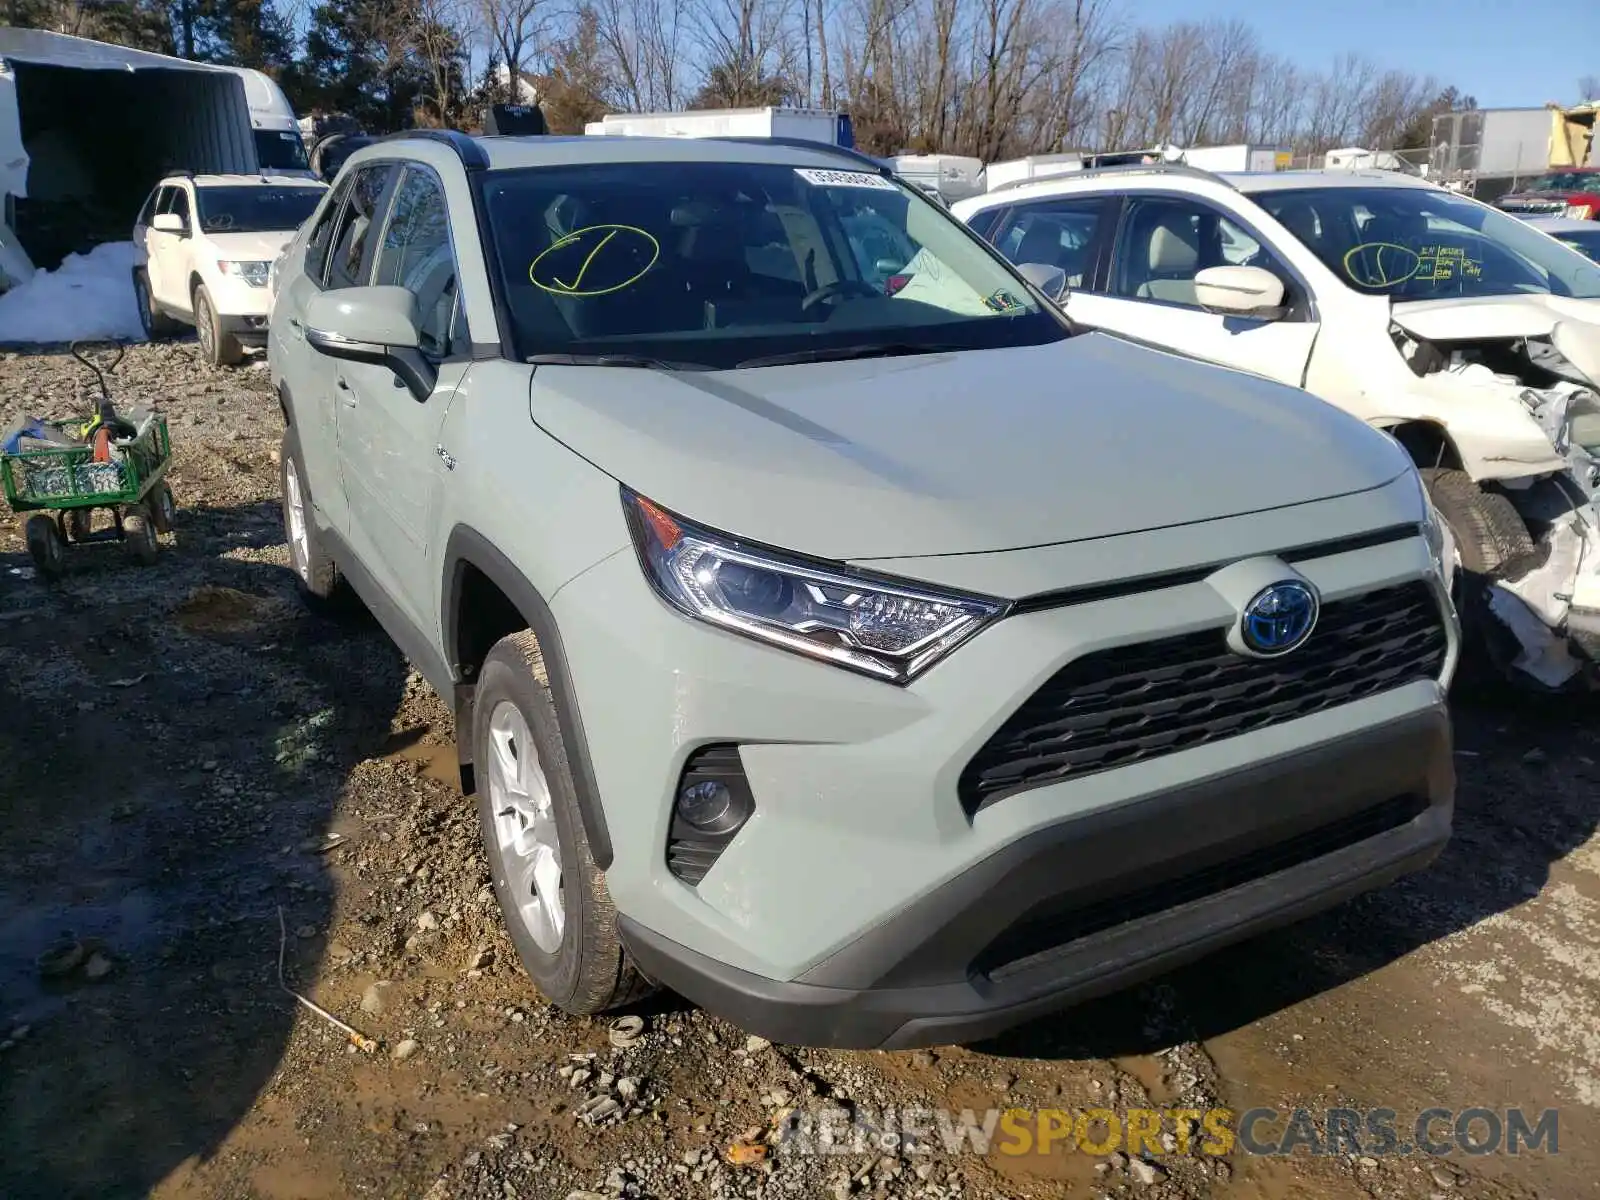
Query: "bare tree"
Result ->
[[477, 0, 552, 103]]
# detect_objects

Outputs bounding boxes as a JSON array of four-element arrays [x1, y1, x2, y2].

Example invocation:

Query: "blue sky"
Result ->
[[1132, 0, 1600, 109]]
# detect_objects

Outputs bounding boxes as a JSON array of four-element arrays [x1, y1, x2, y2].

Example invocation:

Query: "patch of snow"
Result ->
[[0, 242, 147, 345]]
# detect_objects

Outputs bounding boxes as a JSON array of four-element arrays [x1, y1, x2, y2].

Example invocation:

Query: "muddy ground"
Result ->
[[1, 342, 1598, 1200]]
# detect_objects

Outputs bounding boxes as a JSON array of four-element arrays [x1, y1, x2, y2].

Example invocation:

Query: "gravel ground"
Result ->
[[1, 342, 1597, 1200]]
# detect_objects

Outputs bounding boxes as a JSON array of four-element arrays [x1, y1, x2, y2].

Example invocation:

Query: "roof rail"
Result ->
[[379, 128, 490, 170], [984, 160, 1236, 195], [707, 135, 890, 173]]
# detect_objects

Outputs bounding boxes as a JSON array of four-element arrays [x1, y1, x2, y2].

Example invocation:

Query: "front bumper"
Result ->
[[551, 487, 1454, 1048], [622, 708, 1451, 1049]]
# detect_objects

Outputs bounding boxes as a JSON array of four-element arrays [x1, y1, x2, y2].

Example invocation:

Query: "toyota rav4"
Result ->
[[267, 131, 1456, 1049]]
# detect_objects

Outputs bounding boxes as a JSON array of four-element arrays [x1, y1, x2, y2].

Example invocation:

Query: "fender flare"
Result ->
[[442, 524, 614, 869]]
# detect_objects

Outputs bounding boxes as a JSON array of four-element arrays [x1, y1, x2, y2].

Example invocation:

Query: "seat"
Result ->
[[1014, 220, 1064, 270], [1133, 216, 1200, 305]]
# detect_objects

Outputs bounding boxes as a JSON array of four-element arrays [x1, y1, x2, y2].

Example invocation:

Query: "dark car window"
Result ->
[[136, 187, 160, 227], [303, 174, 353, 286], [375, 166, 459, 357], [1554, 228, 1600, 263], [168, 187, 190, 224], [1109, 195, 1294, 310], [194, 185, 327, 234], [1522, 172, 1600, 193], [325, 163, 398, 290], [481, 159, 1066, 368], [255, 129, 311, 173], [993, 196, 1112, 290]]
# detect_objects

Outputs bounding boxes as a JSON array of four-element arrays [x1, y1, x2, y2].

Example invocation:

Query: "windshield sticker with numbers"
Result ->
[[794, 168, 899, 191]]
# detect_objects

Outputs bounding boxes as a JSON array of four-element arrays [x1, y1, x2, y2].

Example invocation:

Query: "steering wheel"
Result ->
[[801, 278, 882, 312]]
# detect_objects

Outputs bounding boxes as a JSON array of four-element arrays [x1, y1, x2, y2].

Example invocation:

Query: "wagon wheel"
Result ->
[[25, 514, 65, 578], [149, 482, 177, 535], [64, 508, 93, 543], [123, 504, 159, 566]]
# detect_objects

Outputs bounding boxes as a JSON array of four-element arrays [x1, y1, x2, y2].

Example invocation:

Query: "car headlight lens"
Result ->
[[623, 490, 1004, 683], [1565, 204, 1594, 220], [218, 259, 271, 287]]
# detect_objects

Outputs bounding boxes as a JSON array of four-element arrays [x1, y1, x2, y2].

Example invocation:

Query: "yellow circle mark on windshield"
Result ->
[[529, 224, 660, 297], [1343, 242, 1420, 288]]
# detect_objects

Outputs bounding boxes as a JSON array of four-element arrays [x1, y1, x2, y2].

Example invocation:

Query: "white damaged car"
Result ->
[[954, 167, 1600, 689]]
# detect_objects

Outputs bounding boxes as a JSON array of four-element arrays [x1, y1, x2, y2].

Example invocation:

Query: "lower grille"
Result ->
[[960, 581, 1446, 812], [978, 793, 1429, 980]]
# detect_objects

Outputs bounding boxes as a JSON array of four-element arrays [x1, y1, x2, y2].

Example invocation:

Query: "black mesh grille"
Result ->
[[960, 581, 1447, 812]]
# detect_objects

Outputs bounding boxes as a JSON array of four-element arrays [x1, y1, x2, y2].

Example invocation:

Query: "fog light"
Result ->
[[676, 779, 741, 833], [667, 744, 755, 885]]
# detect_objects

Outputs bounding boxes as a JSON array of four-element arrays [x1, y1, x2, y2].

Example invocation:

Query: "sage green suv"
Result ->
[[267, 130, 1458, 1049]]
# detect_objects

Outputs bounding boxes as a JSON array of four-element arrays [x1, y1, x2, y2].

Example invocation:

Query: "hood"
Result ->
[[205, 229, 295, 261], [529, 334, 1411, 560], [1390, 294, 1600, 344]]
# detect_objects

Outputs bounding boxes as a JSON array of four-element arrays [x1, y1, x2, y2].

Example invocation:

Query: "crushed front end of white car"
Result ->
[[1388, 302, 1600, 688]]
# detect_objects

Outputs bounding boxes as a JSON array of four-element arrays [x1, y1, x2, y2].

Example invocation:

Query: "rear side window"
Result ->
[[325, 163, 398, 289]]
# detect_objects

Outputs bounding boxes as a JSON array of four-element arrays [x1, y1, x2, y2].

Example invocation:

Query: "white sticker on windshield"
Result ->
[[795, 168, 898, 190]]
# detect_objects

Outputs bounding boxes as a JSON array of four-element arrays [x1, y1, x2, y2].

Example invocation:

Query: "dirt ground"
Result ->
[[1, 341, 1598, 1200]]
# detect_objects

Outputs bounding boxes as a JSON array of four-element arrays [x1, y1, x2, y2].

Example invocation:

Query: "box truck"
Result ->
[[1429, 105, 1599, 202], [584, 107, 855, 148], [0, 28, 310, 277], [888, 154, 985, 205]]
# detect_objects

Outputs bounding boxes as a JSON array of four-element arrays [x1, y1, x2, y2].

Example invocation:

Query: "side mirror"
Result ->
[[1015, 261, 1069, 302], [1194, 265, 1287, 319], [152, 212, 186, 234], [303, 285, 435, 401]]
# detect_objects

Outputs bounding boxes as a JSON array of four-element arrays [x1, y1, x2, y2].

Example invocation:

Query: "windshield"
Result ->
[[1521, 172, 1600, 193], [1551, 227, 1600, 264], [1255, 186, 1600, 301], [195, 185, 326, 234], [254, 129, 310, 173], [480, 160, 1066, 369]]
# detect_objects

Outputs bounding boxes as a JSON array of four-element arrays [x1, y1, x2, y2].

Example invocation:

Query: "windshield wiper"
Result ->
[[734, 342, 963, 369], [526, 352, 696, 370]]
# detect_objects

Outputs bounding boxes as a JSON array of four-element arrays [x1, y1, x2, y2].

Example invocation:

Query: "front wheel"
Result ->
[[474, 630, 650, 1014], [194, 285, 243, 368], [123, 505, 158, 565], [1421, 468, 1536, 686]]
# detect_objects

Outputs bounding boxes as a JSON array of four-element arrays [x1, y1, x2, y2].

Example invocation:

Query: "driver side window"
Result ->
[[373, 166, 460, 359], [1111, 196, 1296, 313]]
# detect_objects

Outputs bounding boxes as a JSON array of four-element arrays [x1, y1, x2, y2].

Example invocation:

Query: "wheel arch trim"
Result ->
[[442, 524, 615, 869]]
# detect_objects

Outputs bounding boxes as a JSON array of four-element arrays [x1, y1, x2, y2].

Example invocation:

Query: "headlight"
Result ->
[[1565, 204, 1594, 220], [623, 490, 1004, 683], [218, 259, 271, 287]]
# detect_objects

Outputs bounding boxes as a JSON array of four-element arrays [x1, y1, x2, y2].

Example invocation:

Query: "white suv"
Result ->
[[133, 172, 328, 367], [956, 166, 1600, 690]]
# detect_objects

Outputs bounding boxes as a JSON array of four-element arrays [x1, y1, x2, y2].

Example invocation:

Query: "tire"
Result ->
[[1421, 468, 1537, 688], [474, 630, 650, 1015], [25, 514, 64, 578], [63, 508, 93, 543], [123, 505, 158, 565], [194, 284, 243, 368], [1421, 468, 1535, 576], [133, 269, 181, 340], [279, 426, 349, 608], [149, 482, 177, 535]]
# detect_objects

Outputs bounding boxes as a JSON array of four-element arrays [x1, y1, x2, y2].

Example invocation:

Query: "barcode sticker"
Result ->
[[795, 168, 898, 190]]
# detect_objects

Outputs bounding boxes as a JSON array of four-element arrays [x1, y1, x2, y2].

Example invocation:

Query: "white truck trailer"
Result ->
[[0, 28, 310, 280], [584, 107, 857, 149]]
